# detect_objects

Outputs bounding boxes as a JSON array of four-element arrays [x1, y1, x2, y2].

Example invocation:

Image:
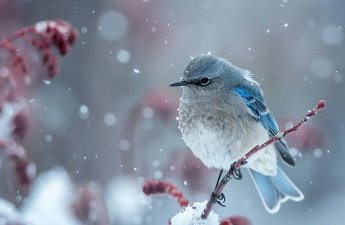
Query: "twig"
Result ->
[[201, 100, 326, 219], [143, 180, 189, 207]]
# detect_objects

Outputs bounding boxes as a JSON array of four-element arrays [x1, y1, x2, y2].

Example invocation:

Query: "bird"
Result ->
[[169, 54, 304, 213]]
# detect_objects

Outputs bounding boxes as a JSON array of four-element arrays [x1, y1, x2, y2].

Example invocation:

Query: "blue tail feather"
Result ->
[[249, 167, 304, 214], [270, 167, 304, 201]]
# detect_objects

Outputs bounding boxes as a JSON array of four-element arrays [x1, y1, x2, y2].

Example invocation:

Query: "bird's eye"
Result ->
[[200, 77, 211, 86]]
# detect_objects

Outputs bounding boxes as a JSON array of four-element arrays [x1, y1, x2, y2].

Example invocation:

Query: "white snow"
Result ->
[[116, 49, 131, 63], [313, 148, 323, 158], [170, 201, 220, 225], [35, 21, 48, 33], [98, 11, 128, 41], [21, 168, 82, 225], [0, 198, 22, 224], [79, 105, 89, 119], [105, 177, 150, 225], [103, 113, 117, 126]]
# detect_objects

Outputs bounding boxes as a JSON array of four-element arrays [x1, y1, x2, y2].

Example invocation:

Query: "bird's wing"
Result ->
[[233, 79, 295, 167]]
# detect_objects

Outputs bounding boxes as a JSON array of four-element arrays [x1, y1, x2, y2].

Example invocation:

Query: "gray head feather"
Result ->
[[178, 54, 249, 102]]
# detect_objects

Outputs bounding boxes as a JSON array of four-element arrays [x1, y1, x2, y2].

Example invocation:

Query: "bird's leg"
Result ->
[[211, 169, 226, 207], [214, 169, 223, 190], [230, 162, 243, 180], [211, 192, 226, 207]]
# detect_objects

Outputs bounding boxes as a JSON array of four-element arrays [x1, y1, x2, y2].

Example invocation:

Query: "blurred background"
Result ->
[[0, 0, 344, 224]]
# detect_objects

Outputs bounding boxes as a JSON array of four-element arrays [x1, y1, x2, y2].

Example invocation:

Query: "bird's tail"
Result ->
[[248, 167, 304, 213]]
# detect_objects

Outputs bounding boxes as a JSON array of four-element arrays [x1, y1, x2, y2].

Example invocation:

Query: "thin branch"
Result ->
[[201, 100, 326, 219]]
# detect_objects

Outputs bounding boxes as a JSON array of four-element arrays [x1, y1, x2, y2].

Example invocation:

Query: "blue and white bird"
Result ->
[[169, 54, 304, 213]]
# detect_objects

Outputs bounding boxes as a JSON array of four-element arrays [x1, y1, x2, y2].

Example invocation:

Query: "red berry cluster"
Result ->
[[143, 180, 189, 207], [0, 20, 78, 186], [0, 19, 78, 78], [33, 19, 78, 77]]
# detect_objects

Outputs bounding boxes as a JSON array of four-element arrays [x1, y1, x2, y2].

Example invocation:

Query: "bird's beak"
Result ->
[[169, 80, 187, 87]]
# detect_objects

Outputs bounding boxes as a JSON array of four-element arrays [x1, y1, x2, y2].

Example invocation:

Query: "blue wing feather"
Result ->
[[233, 80, 295, 166]]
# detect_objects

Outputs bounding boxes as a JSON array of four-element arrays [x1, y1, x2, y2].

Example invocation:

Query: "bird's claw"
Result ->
[[231, 163, 243, 180], [211, 192, 226, 207]]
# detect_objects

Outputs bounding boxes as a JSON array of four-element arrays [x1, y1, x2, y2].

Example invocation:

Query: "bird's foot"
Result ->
[[211, 192, 226, 207], [230, 163, 243, 180]]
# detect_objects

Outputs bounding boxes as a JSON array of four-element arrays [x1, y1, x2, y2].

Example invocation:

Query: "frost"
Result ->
[[133, 68, 140, 74], [170, 201, 220, 225], [284, 23, 289, 27], [265, 29, 271, 34]]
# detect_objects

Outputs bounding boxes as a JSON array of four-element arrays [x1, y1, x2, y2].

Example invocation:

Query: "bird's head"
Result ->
[[169, 54, 246, 102]]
